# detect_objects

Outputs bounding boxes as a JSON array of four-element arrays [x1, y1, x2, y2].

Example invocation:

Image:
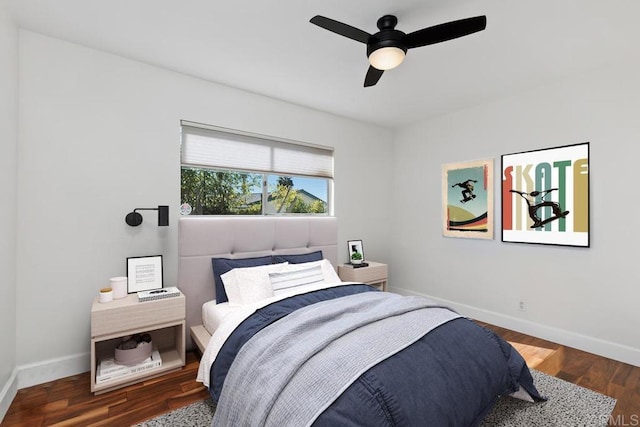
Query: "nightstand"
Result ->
[[90, 291, 186, 394], [338, 261, 388, 291]]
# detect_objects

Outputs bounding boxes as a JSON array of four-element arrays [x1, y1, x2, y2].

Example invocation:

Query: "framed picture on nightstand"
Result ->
[[347, 240, 365, 264], [127, 255, 163, 293]]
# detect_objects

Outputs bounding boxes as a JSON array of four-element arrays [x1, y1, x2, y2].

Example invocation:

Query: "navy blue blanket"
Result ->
[[209, 285, 543, 426]]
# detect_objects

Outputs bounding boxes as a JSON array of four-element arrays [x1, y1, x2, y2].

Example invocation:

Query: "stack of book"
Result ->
[[344, 262, 369, 269], [96, 348, 162, 384]]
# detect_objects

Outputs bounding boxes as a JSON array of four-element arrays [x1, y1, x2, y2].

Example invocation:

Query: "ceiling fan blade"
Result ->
[[404, 16, 486, 49], [364, 66, 384, 87], [310, 15, 370, 44]]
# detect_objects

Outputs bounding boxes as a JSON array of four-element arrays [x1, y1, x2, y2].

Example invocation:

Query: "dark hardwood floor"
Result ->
[[2, 323, 639, 426], [1, 351, 209, 426]]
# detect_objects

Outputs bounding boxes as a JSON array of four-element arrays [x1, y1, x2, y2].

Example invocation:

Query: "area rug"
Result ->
[[135, 370, 616, 426], [480, 370, 616, 426]]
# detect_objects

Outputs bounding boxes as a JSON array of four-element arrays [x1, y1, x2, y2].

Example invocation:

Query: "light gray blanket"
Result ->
[[212, 291, 461, 427]]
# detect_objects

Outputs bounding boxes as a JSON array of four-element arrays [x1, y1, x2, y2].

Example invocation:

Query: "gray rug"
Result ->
[[480, 370, 616, 426], [135, 370, 616, 426]]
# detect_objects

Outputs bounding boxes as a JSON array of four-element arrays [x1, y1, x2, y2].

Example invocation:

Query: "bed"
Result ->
[[178, 216, 543, 426]]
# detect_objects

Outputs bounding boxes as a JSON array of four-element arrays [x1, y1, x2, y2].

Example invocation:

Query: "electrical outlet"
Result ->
[[518, 300, 526, 312]]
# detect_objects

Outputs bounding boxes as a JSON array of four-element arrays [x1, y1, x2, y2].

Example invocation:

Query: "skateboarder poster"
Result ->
[[501, 142, 589, 247], [442, 158, 493, 240]]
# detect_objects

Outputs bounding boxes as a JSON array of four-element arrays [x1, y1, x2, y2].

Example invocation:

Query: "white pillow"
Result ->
[[281, 259, 342, 284], [221, 262, 287, 306], [269, 265, 325, 295]]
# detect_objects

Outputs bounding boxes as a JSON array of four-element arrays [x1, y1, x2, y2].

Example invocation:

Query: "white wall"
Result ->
[[390, 57, 640, 366], [15, 30, 393, 382], [0, 1, 18, 420], [14, 9, 640, 396]]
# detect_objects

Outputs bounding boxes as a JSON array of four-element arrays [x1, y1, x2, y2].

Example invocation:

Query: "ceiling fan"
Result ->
[[310, 14, 487, 87]]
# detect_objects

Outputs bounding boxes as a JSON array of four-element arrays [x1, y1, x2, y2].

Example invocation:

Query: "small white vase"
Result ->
[[110, 276, 128, 299]]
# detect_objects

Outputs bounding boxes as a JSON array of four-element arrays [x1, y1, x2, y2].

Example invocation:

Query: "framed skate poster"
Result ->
[[442, 158, 494, 239], [501, 142, 589, 247]]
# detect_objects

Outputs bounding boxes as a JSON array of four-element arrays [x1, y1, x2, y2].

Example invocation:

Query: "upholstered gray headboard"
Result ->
[[178, 216, 338, 349]]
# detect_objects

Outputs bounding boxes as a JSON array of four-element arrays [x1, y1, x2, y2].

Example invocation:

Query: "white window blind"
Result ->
[[181, 123, 333, 179]]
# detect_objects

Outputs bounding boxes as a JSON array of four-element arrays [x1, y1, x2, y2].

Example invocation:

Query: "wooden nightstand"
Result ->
[[90, 291, 186, 394], [338, 261, 388, 291]]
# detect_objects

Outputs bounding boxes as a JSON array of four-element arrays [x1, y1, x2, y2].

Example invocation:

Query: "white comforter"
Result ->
[[196, 281, 358, 388]]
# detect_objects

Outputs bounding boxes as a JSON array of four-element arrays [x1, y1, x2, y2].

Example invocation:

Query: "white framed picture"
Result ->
[[126, 255, 163, 293], [347, 240, 364, 264]]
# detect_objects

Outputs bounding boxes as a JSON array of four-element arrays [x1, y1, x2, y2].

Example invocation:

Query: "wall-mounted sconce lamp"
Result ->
[[125, 205, 169, 227]]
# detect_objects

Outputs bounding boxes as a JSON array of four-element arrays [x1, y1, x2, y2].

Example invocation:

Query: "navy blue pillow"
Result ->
[[211, 255, 273, 304], [273, 250, 323, 265]]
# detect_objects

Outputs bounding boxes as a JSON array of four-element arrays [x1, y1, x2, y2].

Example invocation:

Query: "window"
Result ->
[[180, 122, 333, 215]]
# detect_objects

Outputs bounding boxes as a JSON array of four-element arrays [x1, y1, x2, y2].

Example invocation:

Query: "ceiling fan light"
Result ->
[[368, 46, 406, 70]]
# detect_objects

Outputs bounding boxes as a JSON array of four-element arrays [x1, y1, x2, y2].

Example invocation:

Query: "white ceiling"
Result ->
[[5, 0, 640, 128]]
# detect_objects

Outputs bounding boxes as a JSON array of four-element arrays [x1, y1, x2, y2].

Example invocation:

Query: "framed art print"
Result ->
[[347, 240, 364, 263], [442, 158, 494, 239], [501, 142, 589, 247], [127, 255, 164, 293]]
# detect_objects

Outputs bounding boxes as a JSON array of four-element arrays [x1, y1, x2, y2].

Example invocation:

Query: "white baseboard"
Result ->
[[390, 286, 640, 368], [0, 369, 18, 424], [0, 352, 90, 423], [16, 352, 89, 390]]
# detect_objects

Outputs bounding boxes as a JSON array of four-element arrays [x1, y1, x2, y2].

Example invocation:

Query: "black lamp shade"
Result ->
[[158, 205, 169, 226], [125, 211, 143, 226]]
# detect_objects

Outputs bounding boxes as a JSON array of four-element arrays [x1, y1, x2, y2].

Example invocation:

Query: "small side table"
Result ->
[[338, 261, 388, 291], [90, 292, 186, 394]]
